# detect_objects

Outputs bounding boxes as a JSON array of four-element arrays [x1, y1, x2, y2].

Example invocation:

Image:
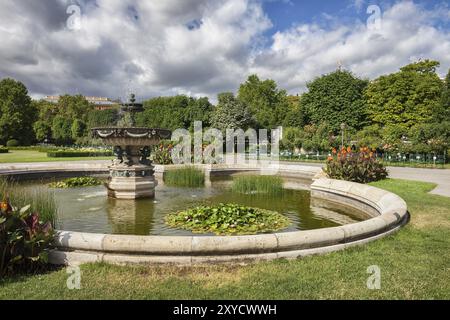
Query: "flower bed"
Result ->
[[325, 146, 388, 183]]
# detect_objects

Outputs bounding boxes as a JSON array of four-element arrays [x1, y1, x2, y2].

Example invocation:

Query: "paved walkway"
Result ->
[[0, 160, 449, 197], [281, 161, 450, 197]]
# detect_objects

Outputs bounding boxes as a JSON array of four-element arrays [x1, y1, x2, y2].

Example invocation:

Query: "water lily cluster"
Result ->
[[166, 203, 290, 235], [325, 146, 388, 183]]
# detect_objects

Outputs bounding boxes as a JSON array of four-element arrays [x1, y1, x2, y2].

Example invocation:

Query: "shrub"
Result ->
[[6, 139, 19, 147], [47, 150, 113, 157], [325, 146, 388, 183], [166, 203, 290, 235], [232, 175, 284, 195], [152, 140, 174, 164], [49, 177, 102, 188], [164, 166, 204, 188], [0, 199, 54, 277], [0, 147, 8, 153]]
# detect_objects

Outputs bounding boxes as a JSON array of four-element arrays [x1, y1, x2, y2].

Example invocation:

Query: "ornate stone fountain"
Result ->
[[92, 94, 171, 199]]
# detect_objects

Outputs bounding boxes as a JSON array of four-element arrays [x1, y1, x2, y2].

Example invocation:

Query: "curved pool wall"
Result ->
[[0, 162, 409, 265]]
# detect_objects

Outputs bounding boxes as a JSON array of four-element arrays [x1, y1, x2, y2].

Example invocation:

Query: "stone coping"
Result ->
[[0, 162, 408, 265]]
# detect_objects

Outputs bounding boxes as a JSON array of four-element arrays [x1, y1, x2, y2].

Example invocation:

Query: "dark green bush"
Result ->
[[47, 150, 113, 157], [0, 147, 8, 153], [166, 203, 290, 235], [6, 139, 19, 147]]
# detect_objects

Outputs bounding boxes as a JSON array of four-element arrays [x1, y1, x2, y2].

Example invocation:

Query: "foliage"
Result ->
[[238, 74, 290, 128], [164, 166, 204, 188], [51, 116, 73, 145], [365, 60, 443, 129], [231, 175, 283, 195], [211, 92, 254, 132], [47, 149, 112, 158], [280, 127, 303, 151], [301, 70, 369, 132], [325, 146, 388, 183], [0, 147, 8, 154], [6, 139, 19, 147], [87, 108, 118, 128], [152, 140, 174, 164], [71, 119, 87, 142], [136, 95, 213, 131], [166, 203, 290, 235], [49, 177, 102, 188], [0, 78, 37, 145], [0, 199, 54, 277]]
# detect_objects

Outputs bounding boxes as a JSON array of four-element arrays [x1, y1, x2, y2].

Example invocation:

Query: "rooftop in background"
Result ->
[[44, 96, 120, 110]]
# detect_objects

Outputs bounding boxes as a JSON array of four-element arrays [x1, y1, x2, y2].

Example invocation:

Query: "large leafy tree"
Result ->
[[365, 60, 443, 130], [32, 100, 58, 142], [211, 92, 254, 132], [136, 95, 213, 131], [238, 74, 290, 128], [301, 70, 368, 133], [0, 78, 37, 145], [51, 115, 73, 145]]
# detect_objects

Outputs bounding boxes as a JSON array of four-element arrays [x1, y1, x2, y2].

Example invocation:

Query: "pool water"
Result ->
[[24, 176, 364, 236]]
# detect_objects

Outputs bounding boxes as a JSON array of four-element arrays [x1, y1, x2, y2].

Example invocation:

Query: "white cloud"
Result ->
[[0, 0, 449, 102]]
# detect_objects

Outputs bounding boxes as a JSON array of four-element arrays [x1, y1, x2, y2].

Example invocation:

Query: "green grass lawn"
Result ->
[[0, 150, 113, 163], [0, 179, 449, 299]]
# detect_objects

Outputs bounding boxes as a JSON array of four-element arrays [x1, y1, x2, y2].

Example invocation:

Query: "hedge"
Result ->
[[46, 150, 113, 158], [0, 147, 9, 153]]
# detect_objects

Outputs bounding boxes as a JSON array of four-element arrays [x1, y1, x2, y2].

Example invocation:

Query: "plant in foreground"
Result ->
[[325, 146, 388, 183], [0, 198, 54, 277], [166, 203, 290, 235]]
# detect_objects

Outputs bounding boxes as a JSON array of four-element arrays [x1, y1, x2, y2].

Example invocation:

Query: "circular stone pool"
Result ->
[[25, 176, 365, 236]]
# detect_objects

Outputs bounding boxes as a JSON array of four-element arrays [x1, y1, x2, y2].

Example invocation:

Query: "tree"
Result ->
[[32, 100, 58, 142], [365, 60, 443, 130], [87, 108, 119, 128], [211, 92, 254, 132], [436, 68, 450, 123], [0, 78, 37, 145], [301, 70, 369, 133], [51, 116, 73, 145], [238, 75, 290, 128], [136, 95, 212, 131], [71, 119, 87, 141]]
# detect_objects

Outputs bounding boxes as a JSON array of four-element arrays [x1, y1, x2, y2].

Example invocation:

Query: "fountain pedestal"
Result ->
[[107, 164, 157, 199]]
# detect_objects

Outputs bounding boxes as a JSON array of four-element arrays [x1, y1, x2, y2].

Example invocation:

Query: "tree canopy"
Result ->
[[238, 74, 290, 128], [301, 70, 369, 133], [0, 78, 36, 145], [365, 60, 443, 130], [211, 92, 254, 132]]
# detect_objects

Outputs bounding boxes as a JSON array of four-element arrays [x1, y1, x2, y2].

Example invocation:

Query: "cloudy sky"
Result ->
[[0, 0, 449, 102]]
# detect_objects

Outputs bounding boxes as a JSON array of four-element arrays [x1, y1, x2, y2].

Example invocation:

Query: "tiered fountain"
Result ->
[[92, 94, 171, 199]]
